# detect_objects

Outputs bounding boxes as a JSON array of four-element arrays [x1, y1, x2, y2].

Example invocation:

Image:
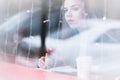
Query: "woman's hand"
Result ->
[[37, 48, 55, 69], [37, 56, 55, 69]]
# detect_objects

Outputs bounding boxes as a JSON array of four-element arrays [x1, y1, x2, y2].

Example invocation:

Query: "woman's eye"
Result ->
[[63, 8, 68, 13], [72, 7, 80, 11]]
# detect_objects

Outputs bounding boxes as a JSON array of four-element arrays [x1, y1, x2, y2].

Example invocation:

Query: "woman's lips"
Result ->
[[67, 19, 74, 24]]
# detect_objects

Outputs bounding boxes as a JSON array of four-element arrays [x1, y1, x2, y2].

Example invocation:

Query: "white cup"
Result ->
[[76, 56, 93, 80]]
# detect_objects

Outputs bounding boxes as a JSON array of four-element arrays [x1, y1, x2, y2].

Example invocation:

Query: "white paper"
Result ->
[[47, 66, 77, 73]]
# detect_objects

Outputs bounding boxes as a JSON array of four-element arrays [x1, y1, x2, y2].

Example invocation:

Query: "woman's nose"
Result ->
[[66, 10, 72, 17]]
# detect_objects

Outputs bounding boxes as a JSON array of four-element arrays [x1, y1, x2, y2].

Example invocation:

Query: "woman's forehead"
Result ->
[[64, 0, 82, 7]]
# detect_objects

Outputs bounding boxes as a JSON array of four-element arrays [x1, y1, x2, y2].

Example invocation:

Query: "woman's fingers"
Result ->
[[38, 57, 47, 69], [38, 57, 54, 69]]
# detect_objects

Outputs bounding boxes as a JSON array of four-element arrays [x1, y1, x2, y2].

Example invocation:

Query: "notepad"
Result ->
[[37, 66, 77, 76], [47, 66, 77, 76], [48, 66, 77, 73]]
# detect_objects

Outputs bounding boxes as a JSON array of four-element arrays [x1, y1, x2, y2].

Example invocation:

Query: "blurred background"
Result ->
[[0, 0, 120, 23], [0, 0, 41, 24]]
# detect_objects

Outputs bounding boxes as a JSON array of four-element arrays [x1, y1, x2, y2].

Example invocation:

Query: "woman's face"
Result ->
[[63, 0, 85, 29]]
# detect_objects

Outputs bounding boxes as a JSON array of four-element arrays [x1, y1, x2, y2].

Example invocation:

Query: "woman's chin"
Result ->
[[69, 25, 79, 29]]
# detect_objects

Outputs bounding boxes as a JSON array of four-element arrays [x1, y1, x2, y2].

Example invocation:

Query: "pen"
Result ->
[[42, 52, 48, 62], [45, 52, 48, 59]]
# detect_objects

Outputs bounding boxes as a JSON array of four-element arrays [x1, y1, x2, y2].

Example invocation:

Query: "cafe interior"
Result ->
[[0, 0, 120, 80]]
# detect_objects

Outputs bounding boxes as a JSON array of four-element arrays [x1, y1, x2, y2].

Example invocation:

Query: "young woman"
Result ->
[[37, 0, 120, 69], [38, 0, 88, 69]]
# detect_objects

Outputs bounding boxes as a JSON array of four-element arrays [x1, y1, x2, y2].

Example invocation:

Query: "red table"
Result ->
[[0, 61, 79, 80], [0, 53, 79, 80], [0, 53, 119, 80]]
